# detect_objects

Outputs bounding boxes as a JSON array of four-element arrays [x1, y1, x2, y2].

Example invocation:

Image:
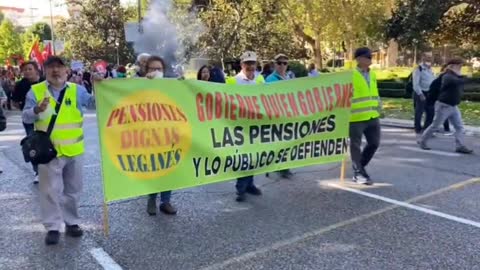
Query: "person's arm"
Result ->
[[412, 68, 423, 96], [22, 90, 40, 124], [78, 84, 95, 109]]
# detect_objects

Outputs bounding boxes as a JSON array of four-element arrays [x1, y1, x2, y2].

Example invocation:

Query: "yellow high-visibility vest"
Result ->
[[226, 74, 265, 85], [350, 69, 380, 122], [32, 82, 84, 157]]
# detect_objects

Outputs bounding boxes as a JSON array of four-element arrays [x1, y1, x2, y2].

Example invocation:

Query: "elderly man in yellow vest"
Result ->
[[22, 56, 94, 245], [226, 51, 265, 202], [349, 47, 381, 185]]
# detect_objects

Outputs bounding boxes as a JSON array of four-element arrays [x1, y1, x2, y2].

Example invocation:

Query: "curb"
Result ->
[[380, 119, 480, 138]]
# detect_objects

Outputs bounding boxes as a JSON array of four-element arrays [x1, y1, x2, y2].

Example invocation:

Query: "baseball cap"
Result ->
[[241, 51, 257, 62], [274, 54, 289, 61], [44, 56, 66, 67], [354, 47, 372, 59]]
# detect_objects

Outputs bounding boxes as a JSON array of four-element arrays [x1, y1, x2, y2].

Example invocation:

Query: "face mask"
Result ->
[[154, 71, 164, 79], [424, 62, 432, 67]]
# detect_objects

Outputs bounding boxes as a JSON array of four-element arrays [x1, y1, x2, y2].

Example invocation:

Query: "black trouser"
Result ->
[[413, 91, 434, 133], [349, 118, 381, 173]]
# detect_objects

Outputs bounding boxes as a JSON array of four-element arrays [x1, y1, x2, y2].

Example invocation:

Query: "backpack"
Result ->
[[426, 73, 444, 105], [405, 65, 422, 98]]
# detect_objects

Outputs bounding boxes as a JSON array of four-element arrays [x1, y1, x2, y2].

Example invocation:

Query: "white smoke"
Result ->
[[134, 0, 204, 74]]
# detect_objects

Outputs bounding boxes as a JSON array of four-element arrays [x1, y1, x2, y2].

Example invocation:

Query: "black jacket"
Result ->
[[12, 77, 44, 110], [437, 70, 464, 106]]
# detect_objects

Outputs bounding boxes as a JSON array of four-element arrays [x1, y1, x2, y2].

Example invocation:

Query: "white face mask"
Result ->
[[154, 71, 164, 79], [424, 62, 432, 67]]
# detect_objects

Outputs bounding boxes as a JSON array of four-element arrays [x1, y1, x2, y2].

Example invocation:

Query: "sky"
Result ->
[[0, 0, 135, 17]]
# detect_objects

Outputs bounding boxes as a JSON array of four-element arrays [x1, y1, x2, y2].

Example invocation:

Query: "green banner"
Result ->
[[95, 71, 353, 202]]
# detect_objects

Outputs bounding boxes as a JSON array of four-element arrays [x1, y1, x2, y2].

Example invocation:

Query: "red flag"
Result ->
[[29, 40, 45, 67], [42, 42, 53, 60]]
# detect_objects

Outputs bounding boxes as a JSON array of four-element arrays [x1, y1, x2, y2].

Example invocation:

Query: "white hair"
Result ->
[[136, 53, 151, 63]]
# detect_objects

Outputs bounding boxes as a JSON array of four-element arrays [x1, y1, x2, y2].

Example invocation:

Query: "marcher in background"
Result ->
[[265, 54, 295, 179], [412, 54, 436, 134], [22, 56, 95, 245], [83, 72, 93, 93], [135, 53, 151, 77], [0, 95, 4, 173], [226, 51, 264, 202], [197, 65, 211, 81], [419, 58, 473, 154], [144, 55, 178, 216], [349, 47, 381, 185], [426, 64, 451, 135], [116, 66, 127, 78], [13, 62, 44, 183], [210, 66, 226, 83], [1, 70, 14, 110], [261, 62, 273, 78], [308, 63, 319, 77]]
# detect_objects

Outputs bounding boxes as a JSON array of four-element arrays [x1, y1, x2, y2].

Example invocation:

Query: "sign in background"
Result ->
[[96, 72, 353, 202]]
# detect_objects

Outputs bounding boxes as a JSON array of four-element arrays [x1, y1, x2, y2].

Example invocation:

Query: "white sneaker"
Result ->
[[353, 174, 368, 184], [33, 174, 39, 184]]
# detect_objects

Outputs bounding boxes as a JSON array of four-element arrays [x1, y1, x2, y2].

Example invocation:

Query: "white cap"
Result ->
[[240, 51, 257, 62]]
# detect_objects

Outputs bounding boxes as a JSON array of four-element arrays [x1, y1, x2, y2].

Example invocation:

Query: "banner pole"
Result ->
[[103, 202, 109, 237], [340, 157, 346, 183]]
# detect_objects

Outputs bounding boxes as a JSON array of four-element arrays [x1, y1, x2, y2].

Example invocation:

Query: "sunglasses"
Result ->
[[276, 61, 288, 66]]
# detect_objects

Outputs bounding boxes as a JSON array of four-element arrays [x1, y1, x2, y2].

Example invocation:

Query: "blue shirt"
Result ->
[[22, 81, 94, 124], [357, 67, 370, 87], [266, 71, 288, 83]]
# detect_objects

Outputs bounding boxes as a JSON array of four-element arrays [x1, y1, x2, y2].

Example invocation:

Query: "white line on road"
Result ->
[[398, 146, 461, 157], [90, 248, 123, 270], [328, 183, 480, 229]]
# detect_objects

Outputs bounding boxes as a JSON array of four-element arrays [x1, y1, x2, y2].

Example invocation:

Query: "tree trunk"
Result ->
[[314, 32, 323, 69]]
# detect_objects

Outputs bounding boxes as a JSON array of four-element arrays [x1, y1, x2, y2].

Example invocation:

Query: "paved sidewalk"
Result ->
[[381, 118, 480, 137]]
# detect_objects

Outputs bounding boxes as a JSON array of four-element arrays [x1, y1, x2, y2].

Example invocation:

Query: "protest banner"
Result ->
[[95, 72, 353, 202]]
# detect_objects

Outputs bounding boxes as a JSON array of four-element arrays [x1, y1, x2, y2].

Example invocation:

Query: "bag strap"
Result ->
[[46, 86, 68, 136]]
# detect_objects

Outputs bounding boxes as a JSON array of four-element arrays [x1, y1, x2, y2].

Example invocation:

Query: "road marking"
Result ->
[[200, 178, 480, 270], [199, 205, 397, 270], [328, 182, 480, 229], [90, 248, 123, 270], [398, 146, 461, 157]]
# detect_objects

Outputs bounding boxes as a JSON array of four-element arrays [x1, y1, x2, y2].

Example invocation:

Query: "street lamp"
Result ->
[[115, 41, 120, 66]]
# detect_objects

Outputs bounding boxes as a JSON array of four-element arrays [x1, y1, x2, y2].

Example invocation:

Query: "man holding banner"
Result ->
[[226, 51, 265, 202], [349, 47, 381, 185]]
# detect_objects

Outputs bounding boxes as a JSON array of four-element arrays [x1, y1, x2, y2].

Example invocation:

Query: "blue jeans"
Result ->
[[23, 122, 38, 174], [149, 191, 172, 203], [236, 176, 255, 194]]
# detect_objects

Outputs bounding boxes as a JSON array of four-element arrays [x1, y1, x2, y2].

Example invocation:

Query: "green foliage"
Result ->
[[29, 22, 52, 41], [288, 61, 308, 78], [0, 20, 22, 64], [56, 0, 134, 65]]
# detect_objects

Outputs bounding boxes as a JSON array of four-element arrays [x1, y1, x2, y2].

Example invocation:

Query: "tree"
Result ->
[[29, 22, 52, 41], [198, 0, 307, 65], [0, 11, 4, 24], [56, 0, 134, 64], [277, 0, 391, 68], [0, 20, 22, 64], [430, 2, 480, 56]]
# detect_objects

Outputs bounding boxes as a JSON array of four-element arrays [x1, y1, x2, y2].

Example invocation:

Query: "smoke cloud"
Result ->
[[134, 0, 204, 72]]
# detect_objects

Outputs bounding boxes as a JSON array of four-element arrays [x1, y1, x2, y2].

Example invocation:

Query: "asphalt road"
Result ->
[[1, 110, 479, 270]]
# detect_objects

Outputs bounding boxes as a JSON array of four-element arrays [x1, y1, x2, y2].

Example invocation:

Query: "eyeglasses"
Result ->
[[276, 62, 288, 66]]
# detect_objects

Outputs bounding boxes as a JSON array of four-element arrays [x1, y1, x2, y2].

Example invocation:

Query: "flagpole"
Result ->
[[49, 0, 56, 55]]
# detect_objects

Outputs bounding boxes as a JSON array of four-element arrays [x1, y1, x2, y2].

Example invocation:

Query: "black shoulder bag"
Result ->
[[20, 89, 67, 165]]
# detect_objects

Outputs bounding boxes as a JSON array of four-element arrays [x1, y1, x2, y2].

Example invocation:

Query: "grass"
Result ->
[[382, 98, 480, 126]]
